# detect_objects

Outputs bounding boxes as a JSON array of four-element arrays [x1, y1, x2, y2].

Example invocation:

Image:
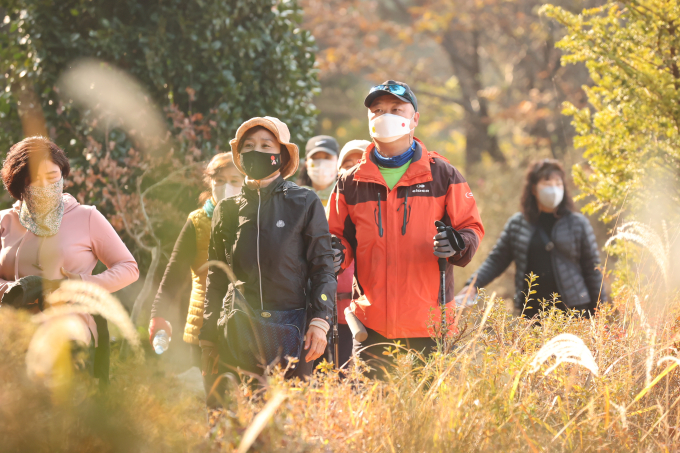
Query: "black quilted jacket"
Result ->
[[467, 211, 607, 309]]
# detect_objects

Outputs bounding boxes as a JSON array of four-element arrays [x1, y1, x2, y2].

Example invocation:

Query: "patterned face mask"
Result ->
[[19, 178, 65, 237]]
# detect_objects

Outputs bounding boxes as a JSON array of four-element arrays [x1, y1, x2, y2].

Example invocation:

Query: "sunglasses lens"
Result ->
[[369, 84, 407, 97], [388, 85, 406, 95]]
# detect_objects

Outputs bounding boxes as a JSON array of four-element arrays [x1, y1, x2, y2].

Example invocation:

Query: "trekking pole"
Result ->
[[333, 292, 339, 369], [434, 220, 466, 342], [330, 235, 344, 369], [438, 257, 447, 337]]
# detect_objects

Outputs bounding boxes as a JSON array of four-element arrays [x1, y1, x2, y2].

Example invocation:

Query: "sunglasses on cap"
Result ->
[[366, 82, 418, 111], [369, 84, 409, 97]]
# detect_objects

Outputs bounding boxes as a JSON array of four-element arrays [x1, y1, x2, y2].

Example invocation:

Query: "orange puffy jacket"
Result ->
[[328, 139, 484, 339]]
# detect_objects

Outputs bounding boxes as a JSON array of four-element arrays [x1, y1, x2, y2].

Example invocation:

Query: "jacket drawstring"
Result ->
[[374, 190, 383, 237], [401, 190, 410, 235]]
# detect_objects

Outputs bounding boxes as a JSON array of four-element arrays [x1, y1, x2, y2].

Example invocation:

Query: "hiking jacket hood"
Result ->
[[200, 176, 336, 343], [328, 139, 484, 339], [468, 211, 607, 309]]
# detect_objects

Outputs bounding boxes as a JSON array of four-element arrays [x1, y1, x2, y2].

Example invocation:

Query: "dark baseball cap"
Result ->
[[305, 135, 339, 159], [364, 80, 418, 112]]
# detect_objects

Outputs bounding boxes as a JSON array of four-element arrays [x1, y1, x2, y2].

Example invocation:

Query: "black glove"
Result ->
[[433, 220, 466, 259], [330, 235, 346, 275], [1, 275, 49, 310]]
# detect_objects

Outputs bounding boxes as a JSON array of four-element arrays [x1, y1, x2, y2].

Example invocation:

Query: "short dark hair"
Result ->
[[520, 159, 574, 223], [1, 136, 70, 200]]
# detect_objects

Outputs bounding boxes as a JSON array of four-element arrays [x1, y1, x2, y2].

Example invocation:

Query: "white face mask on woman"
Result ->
[[369, 113, 415, 143], [211, 181, 241, 202], [307, 158, 337, 187], [537, 185, 564, 210]]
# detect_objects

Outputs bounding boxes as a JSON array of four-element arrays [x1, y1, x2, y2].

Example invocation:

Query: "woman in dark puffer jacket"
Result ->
[[459, 159, 606, 317]]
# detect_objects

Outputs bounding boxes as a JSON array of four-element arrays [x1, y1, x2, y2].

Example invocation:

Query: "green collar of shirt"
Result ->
[[378, 160, 412, 190]]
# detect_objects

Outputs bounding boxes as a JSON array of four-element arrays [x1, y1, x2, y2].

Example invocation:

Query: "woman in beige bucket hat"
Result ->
[[200, 117, 337, 384]]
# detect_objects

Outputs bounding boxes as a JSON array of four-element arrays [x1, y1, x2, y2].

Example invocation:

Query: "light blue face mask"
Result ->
[[538, 185, 564, 209]]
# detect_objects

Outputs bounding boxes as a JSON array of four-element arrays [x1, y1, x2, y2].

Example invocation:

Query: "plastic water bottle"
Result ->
[[153, 330, 170, 354], [454, 293, 479, 308]]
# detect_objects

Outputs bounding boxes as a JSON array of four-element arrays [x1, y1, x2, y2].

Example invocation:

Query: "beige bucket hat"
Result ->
[[229, 116, 299, 180]]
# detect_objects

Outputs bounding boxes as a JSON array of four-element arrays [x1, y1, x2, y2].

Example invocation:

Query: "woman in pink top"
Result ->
[[0, 136, 139, 382]]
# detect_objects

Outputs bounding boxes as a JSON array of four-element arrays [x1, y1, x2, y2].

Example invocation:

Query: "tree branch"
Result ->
[[415, 88, 473, 113], [112, 165, 153, 253], [389, 0, 411, 18], [140, 163, 198, 199], [441, 27, 477, 75], [136, 169, 161, 248]]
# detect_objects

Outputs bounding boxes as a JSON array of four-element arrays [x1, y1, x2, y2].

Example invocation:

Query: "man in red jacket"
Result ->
[[328, 81, 484, 368]]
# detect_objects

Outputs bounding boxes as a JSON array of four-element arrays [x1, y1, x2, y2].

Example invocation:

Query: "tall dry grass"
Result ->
[[0, 304, 206, 453], [6, 290, 677, 451], [200, 290, 680, 452], [2, 231, 680, 452]]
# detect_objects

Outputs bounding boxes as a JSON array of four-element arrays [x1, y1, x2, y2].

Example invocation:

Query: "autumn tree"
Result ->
[[544, 0, 680, 222], [303, 0, 601, 165], [0, 0, 319, 154]]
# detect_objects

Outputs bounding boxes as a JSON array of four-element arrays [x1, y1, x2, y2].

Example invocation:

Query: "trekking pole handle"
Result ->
[[435, 220, 466, 252]]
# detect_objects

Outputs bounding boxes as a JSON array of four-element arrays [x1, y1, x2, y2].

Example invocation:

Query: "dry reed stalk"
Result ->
[[37, 280, 141, 351], [236, 391, 287, 453], [529, 333, 599, 377], [606, 221, 670, 288]]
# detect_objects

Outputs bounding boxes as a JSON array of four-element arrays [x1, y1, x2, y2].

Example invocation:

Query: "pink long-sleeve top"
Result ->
[[0, 194, 139, 345]]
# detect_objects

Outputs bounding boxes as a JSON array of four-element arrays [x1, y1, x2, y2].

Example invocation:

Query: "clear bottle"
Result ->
[[454, 293, 479, 308], [153, 330, 170, 354]]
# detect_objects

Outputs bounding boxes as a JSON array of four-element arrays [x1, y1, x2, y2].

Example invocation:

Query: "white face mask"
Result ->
[[537, 185, 564, 209], [307, 158, 337, 187], [212, 181, 241, 202], [369, 113, 414, 143]]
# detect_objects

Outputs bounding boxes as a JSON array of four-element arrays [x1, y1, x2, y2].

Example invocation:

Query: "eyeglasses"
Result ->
[[369, 84, 409, 98]]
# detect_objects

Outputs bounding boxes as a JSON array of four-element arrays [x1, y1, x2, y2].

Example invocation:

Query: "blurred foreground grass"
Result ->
[[0, 308, 207, 452], [2, 286, 680, 452]]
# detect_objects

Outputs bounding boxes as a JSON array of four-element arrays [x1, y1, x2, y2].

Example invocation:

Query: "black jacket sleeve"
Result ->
[[150, 219, 196, 320], [467, 215, 516, 288], [578, 216, 607, 304], [303, 193, 336, 322], [200, 201, 230, 343]]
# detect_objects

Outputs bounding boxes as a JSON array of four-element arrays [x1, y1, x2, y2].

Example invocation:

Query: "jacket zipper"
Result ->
[[257, 188, 264, 310]]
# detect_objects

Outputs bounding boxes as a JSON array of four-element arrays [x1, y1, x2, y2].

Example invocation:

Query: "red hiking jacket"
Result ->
[[328, 139, 484, 339]]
